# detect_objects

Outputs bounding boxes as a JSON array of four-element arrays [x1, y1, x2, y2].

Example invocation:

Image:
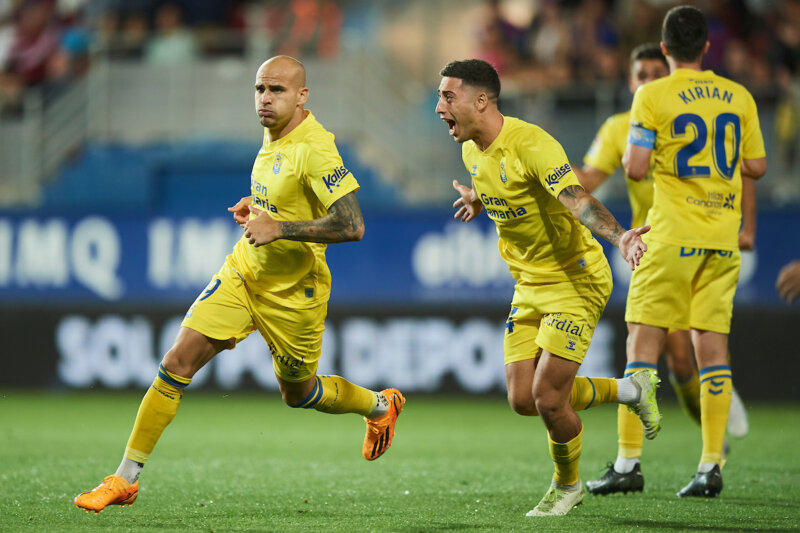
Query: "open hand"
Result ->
[[618, 225, 650, 270], [452, 180, 482, 222]]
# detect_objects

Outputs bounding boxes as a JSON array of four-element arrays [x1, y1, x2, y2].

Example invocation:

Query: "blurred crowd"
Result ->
[[1, 0, 799, 165], [0, 0, 344, 115], [478, 0, 799, 169], [477, 0, 799, 94]]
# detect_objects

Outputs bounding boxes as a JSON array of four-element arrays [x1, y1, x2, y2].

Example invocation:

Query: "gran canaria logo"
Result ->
[[479, 193, 528, 220]]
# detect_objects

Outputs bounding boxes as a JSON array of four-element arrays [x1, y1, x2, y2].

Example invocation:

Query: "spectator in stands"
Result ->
[[266, 0, 342, 59], [522, 0, 571, 87], [144, 2, 197, 65], [476, 0, 524, 78], [0, 0, 61, 114], [570, 0, 621, 82]]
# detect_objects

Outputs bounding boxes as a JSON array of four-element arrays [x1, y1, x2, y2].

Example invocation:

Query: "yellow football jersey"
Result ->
[[462, 116, 607, 283], [629, 68, 765, 250], [228, 110, 359, 308], [583, 110, 654, 228]]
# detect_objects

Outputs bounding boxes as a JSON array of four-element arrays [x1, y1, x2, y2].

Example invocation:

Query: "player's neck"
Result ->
[[268, 109, 308, 142], [668, 58, 704, 73], [474, 113, 504, 152]]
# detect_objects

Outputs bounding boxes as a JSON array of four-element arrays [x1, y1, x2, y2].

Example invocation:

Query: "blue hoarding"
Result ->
[[0, 208, 797, 306]]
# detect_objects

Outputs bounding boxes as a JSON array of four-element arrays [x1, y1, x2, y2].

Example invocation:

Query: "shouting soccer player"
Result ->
[[621, 6, 766, 498], [436, 59, 661, 517], [577, 43, 752, 497], [75, 56, 405, 513]]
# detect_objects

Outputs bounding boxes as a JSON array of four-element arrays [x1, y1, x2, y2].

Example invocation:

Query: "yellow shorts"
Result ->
[[182, 262, 326, 382], [504, 265, 612, 365], [625, 238, 740, 334]]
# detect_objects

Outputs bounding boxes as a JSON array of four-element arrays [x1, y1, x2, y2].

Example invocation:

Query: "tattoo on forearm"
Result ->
[[561, 185, 624, 246], [278, 192, 364, 243]]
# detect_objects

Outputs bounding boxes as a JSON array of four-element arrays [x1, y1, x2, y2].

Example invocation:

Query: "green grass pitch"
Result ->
[[1, 391, 798, 532]]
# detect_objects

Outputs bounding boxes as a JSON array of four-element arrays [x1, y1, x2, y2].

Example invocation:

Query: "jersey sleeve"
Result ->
[[629, 86, 657, 149], [303, 134, 360, 209], [583, 117, 622, 174], [741, 91, 766, 160], [520, 129, 580, 199]]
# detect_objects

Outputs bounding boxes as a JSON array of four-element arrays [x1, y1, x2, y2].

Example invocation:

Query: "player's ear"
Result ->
[[475, 91, 488, 111], [702, 40, 710, 55], [298, 86, 309, 106], [660, 42, 669, 58]]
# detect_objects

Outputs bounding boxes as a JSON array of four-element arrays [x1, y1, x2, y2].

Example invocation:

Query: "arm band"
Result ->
[[628, 126, 656, 149]]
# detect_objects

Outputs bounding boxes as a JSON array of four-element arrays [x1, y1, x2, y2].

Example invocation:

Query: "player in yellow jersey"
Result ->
[[578, 43, 752, 496], [74, 56, 405, 514], [436, 58, 661, 517], [622, 6, 766, 498]]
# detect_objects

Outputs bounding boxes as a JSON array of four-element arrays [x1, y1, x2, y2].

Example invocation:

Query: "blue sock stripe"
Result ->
[[624, 362, 657, 376], [157, 364, 189, 389], [585, 377, 596, 409], [699, 365, 731, 376], [292, 377, 323, 408], [700, 374, 732, 384]]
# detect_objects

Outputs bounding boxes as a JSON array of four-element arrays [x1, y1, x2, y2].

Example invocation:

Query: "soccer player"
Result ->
[[578, 43, 752, 496], [621, 6, 766, 498], [74, 56, 405, 513], [436, 59, 661, 517]]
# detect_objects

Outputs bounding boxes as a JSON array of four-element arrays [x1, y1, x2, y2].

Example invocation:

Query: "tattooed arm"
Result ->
[[243, 191, 365, 247], [557, 184, 650, 270]]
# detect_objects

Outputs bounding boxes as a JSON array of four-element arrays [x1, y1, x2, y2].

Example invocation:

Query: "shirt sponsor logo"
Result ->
[[250, 177, 279, 212], [680, 247, 735, 258], [545, 163, 572, 191], [322, 165, 350, 193], [479, 193, 528, 220], [685, 192, 735, 210], [542, 313, 585, 337]]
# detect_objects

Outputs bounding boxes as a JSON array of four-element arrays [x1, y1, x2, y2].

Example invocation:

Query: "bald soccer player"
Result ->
[[74, 56, 405, 513]]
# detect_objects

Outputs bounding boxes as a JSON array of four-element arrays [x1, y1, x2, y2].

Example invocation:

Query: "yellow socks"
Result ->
[[617, 363, 656, 460], [124, 364, 191, 463], [670, 370, 702, 426], [570, 376, 618, 411], [550, 428, 583, 486], [699, 365, 732, 466], [291, 375, 378, 416]]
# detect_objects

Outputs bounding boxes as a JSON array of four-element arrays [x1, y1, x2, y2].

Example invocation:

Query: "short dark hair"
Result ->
[[630, 42, 667, 69], [440, 59, 501, 100], [662, 5, 708, 63]]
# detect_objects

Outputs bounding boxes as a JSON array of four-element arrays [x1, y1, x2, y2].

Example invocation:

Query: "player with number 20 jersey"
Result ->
[[626, 68, 765, 333]]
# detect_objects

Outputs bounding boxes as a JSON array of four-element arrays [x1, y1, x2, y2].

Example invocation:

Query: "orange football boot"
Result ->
[[363, 388, 405, 460], [74, 475, 139, 513]]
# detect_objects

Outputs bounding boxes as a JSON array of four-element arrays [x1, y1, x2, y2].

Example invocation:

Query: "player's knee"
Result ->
[[161, 349, 196, 379], [532, 394, 561, 422], [507, 392, 538, 416]]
